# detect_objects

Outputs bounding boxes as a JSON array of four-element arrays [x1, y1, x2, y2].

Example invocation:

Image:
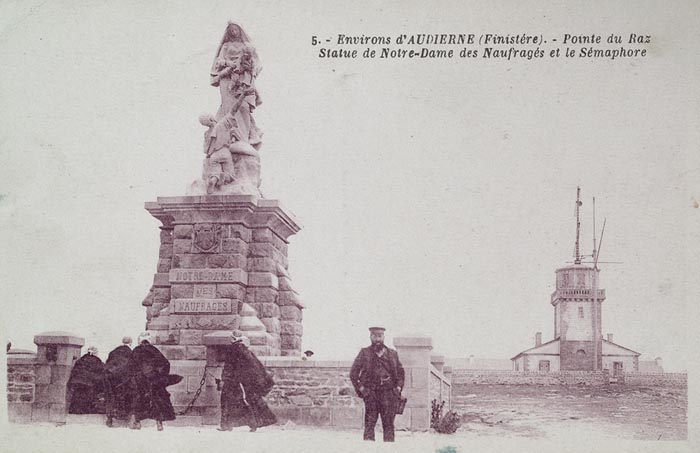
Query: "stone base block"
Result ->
[[168, 378, 187, 393], [248, 331, 272, 346], [169, 360, 207, 375], [281, 334, 302, 351], [31, 402, 50, 422], [404, 388, 428, 409], [180, 330, 204, 345], [186, 345, 207, 360], [410, 407, 430, 431], [261, 317, 281, 334], [411, 368, 430, 389], [49, 403, 67, 423], [169, 315, 241, 331], [330, 406, 363, 428], [170, 391, 196, 407], [300, 407, 331, 427], [34, 384, 67, 404], [394, 408, 411, 430], [249, 345, 276, 356], [35, 365, 51, 385], [8, 403, 33, 423], [202, 406, 221, 425], [270, 406, 301, 424], [160, 345, 186, 360]]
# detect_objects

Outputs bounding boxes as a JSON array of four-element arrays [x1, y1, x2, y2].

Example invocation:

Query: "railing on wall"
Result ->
[[429, 365, 451, 410], [551, 288, 605, 302]]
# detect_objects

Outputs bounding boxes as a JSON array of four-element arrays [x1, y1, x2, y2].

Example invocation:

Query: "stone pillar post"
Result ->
[[33, 331, 84, 423], [393, 336, 432, 431], [443, 365, 453, 381], [442, 365, 453, 410], [201, 331, 231, 425], [430, 354, 445, 372]]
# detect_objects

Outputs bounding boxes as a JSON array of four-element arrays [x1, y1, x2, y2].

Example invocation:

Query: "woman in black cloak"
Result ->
[[104, 336, 134, 426], [128, 331, 176, 431], [67, 346, 105, 414], [218, 330, 276, 432]]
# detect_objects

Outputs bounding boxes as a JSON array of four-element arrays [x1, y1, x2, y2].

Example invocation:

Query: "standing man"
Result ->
[[350, 327, 405, 442]]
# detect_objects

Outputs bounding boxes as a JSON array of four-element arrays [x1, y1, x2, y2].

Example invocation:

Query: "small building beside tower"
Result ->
[[511, 188, 642, 374]]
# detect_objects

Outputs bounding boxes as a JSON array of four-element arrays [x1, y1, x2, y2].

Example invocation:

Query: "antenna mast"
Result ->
[[592, 217, 606, 370], [574, 187, 582, 264], [592, 197, 597, 262]]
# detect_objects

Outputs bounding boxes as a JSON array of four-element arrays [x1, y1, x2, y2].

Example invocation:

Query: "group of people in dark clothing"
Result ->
[[67, 326, 404, 441], [67, 330, 277, 433], [67, 332, 178, 430]]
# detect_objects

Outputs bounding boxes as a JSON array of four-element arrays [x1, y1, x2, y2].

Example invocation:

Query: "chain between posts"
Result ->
[[179, 365, 216, 416]]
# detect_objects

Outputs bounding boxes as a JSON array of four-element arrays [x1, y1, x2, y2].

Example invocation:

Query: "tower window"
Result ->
[[578, 307, 584, 318], [576, 349, 586, 356]]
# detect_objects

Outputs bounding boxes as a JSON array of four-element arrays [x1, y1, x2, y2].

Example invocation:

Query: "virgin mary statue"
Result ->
[[210, 22, 263, 149]]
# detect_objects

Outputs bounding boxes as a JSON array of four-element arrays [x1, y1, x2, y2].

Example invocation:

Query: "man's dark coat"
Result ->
[[350, 346, 405, 395]]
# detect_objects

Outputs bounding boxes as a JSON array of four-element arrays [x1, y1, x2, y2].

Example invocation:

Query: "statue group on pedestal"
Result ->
[[190, 22, 264, 196]]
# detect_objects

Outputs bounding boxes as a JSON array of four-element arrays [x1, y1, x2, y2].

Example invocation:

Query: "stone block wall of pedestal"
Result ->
[[143, 196, 303, 360]]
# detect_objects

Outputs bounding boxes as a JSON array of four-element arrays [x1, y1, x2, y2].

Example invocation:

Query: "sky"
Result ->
[[0, 0, 698, 373]]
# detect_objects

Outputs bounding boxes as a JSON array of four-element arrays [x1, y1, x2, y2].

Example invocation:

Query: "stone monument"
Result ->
[[139, 24, 303, 417]]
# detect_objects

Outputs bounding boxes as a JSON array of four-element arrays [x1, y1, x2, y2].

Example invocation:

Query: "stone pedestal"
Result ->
[[393, 337, 433, 431], [141, 195, 303, 416]]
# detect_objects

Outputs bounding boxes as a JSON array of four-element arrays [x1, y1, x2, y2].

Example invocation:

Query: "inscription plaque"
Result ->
[[169, 268, 247, 283], [172, 298, 232, 314], [194, 284, 216, 298]]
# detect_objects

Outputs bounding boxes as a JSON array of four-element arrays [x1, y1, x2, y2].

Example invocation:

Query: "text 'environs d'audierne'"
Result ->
[[311, 33, 653, 61]]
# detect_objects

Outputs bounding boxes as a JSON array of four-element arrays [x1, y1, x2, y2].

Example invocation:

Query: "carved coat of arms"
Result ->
[[193, 223, 222, 252]]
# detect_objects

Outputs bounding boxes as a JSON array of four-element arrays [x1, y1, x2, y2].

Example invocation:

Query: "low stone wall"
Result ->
[[622, 372, 687, 387], [8, 333, 450, 431], [261, 358, 362, 428], [451, 370, 609, 386], [451, 369, 688, 388], [7, 351, 37, 422], [6, 332, 84, 424]]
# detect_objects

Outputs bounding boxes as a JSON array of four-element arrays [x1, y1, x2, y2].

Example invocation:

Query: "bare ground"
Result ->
[[451, 383, 687, 441]]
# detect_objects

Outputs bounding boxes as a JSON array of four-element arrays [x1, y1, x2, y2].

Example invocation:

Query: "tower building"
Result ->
[[511, 188, 640, 373]]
